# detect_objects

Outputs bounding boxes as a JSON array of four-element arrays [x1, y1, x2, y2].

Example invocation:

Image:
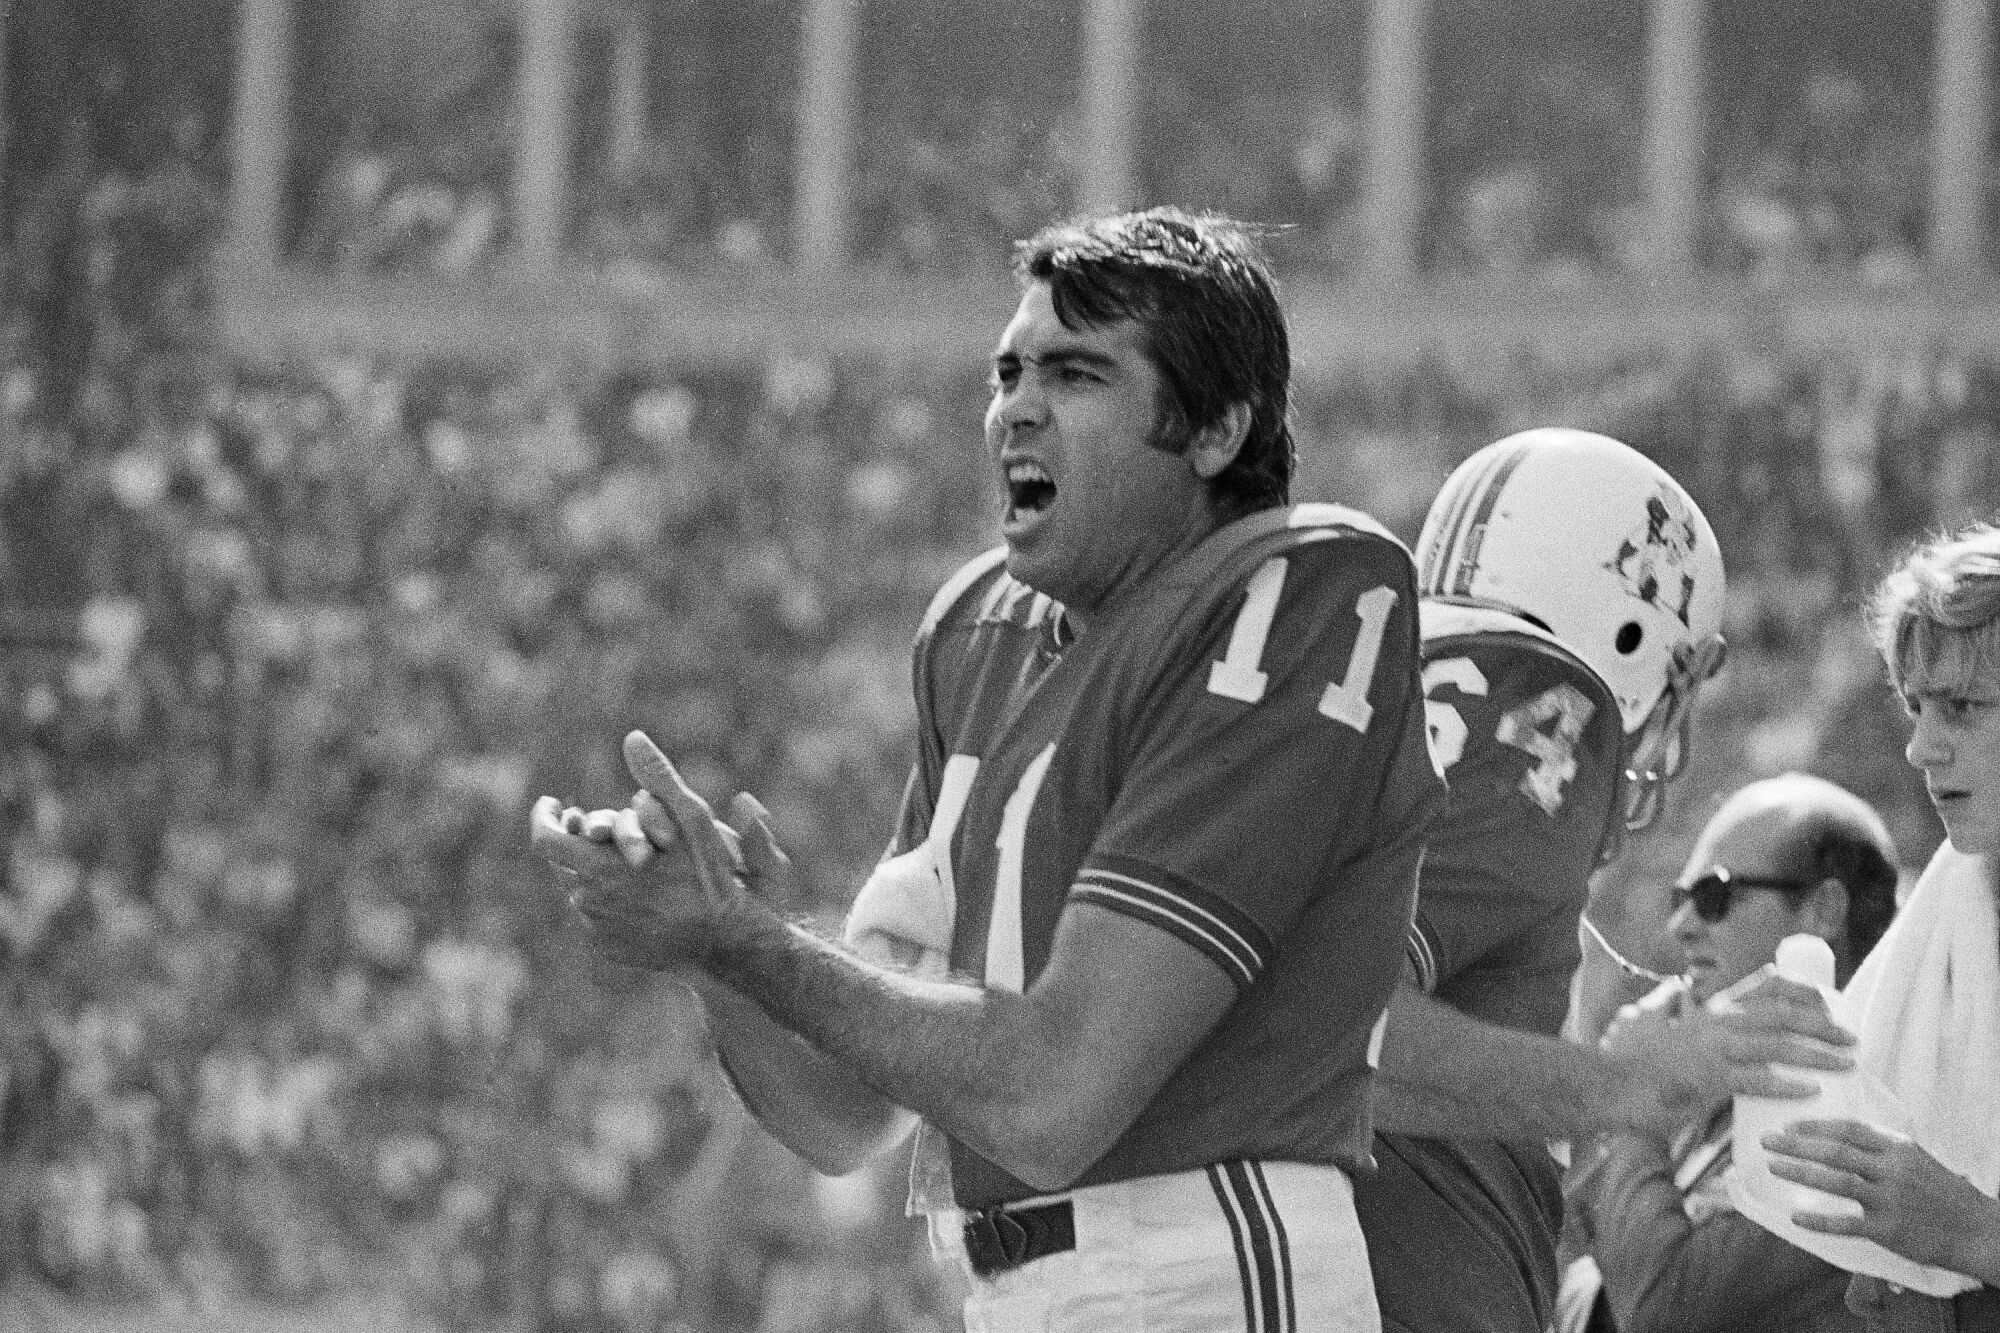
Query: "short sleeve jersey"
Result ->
[[1354, 599, 1627, 1333], [891, 504, 1444, 1211], [1403, 601, 1626, 1034]]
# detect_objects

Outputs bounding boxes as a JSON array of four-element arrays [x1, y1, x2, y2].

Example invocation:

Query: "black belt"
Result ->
[[962, 1198, 1076, 1278]]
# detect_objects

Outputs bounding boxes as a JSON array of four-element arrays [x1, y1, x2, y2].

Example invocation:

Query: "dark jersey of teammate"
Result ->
[[891, 504, 1445, 1212], [1353, 601, 1627, 1333]]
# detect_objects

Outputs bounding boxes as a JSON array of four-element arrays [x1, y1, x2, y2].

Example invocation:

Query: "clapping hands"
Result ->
[[529, 730, 791, 969]]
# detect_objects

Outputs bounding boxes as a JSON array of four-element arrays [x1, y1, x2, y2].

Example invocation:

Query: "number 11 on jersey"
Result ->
[[1207, 558, 1397, 735]]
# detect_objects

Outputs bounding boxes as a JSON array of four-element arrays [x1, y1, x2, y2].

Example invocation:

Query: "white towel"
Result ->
[[1845, 842, 2000, 1203], [1730, 842, 2000, 1296]]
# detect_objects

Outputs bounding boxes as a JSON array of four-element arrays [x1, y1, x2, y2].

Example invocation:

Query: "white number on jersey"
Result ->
[[987, 743, 1056, 993], [1207, 558, 1289, 703], [1495, 682, 1596, 816], [1206, 558, 1398, 735], [1318, 586, 1398, 732], [1421, 655, 1490, 772]]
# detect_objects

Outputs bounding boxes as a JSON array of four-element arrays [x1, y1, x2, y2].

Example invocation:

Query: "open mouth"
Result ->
[[1004, 460, 1057, 523]]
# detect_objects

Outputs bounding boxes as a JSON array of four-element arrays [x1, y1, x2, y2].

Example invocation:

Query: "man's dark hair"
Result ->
[[1014, 207, 1294, 515], [1765, 778, 1900, 971], [1801, 823, 1899, 970]]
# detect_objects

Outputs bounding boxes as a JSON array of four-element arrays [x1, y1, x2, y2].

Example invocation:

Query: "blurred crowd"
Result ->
[[3, 152, 988, 1328]]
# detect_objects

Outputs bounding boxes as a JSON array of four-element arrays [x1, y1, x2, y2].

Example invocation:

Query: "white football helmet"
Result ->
[[1416, 428, 1727, 838]]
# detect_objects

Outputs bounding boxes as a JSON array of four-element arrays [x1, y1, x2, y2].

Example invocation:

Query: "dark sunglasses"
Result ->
[[1671, 867, 1816, 923]]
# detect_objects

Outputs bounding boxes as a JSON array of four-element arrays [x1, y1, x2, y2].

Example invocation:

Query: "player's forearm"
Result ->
[[692, 976, 917, 1176], [1373, 984, 1633, 1138], [698, 904, 1096, 1190]]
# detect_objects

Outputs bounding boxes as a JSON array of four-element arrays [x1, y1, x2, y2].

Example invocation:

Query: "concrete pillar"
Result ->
[[1932, 0, 1992, 272], [608, 10, 649, 179], [1643, 0, 1704, 272], [227, 0, 295, 264], [1361, 0, 1427, 277], [513, 0, 576, 266], [1078, 0, 1142, 215], [793, 0, 858, 274], [0, 3, 10, 231]]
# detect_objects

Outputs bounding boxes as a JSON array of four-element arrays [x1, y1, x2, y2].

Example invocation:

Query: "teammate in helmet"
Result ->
[[1415, 427, 1727, 848], [1350, 428, 1845, 1333]]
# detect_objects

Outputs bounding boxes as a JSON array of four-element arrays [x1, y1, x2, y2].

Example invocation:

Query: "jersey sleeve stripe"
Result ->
[[1405, 919, 1440, 993], [1078, 866, 1269, 973], [1073, 883, 1258, 990], [1071, 864, 1271, 991]]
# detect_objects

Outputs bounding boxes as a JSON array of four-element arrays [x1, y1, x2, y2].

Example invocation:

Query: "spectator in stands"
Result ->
[[1761, 522, 2000, 1329], [1558, 771, 1900, 1333]]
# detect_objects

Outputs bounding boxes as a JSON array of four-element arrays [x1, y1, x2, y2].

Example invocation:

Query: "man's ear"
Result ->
[[1187, 402, 1253, 480], [1807, 876, 1851, 953]]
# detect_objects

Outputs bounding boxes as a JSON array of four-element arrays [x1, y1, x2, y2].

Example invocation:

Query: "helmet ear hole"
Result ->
[[1615, 621, 1643, 655]]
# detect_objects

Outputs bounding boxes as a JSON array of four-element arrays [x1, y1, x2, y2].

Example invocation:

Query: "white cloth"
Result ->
[[1843, 845, 2000, 1204], [1729, 843, 2000, 1297], [935, 1162, 1379, 1333]]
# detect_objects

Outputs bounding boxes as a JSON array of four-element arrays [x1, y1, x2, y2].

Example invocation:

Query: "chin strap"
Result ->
[[1580, 910, 1684, 986]]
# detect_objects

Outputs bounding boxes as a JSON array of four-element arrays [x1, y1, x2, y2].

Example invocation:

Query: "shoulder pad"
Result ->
[[917, 547, 1011, 639], [1285, 502, 1401, 546], [1422, 600, 1569, 655], [1420, 600, 1616, 702], [1194, 504, 1409, 580], [1172, 505, 1417, 615]]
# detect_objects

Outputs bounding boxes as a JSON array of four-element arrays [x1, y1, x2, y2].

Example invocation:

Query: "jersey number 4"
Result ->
[[1206, 558, 1397, 734], [1425, 657, 1595, 815]]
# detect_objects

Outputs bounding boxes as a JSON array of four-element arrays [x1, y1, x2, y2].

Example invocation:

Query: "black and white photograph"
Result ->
[[1, 2, 1996, 1330]]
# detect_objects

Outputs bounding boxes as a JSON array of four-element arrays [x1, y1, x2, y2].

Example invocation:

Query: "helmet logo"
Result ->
[[1606, 489, 1701, 627]]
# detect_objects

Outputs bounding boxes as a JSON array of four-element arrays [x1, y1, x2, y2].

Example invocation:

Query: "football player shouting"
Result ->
[[535, 208, 1444, 1332]]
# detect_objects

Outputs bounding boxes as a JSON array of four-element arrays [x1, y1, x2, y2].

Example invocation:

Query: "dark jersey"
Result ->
[[891, 504, 1444, 1211], [1356, 601, 1627, 1333]]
